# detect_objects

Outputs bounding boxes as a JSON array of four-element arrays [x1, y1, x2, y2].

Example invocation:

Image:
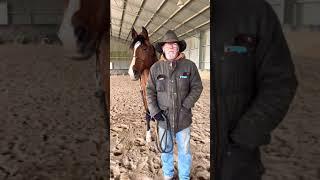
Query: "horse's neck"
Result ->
[[138, 52, 157, 112], [140, 69, 150, 85]]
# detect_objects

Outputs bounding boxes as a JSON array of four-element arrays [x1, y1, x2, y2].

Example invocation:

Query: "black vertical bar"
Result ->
[[211, 0, 222, 179]]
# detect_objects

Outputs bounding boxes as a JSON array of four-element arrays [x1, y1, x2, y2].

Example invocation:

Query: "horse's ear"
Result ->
[[132, 28, 138, 39], [141, 27, 149, 40]]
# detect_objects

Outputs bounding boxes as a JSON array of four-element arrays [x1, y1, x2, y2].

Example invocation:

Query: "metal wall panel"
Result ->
[[185, 35, 200, 68], [267, 0, 320, 28], [110, 37, 131, 70], [110, 59, 131, 70], [295, 0, 320, 26], [200, 29, 210, 70], [184, 30, 210, 70], [0, 0, 8, 24], [6, 0, 63, 24]]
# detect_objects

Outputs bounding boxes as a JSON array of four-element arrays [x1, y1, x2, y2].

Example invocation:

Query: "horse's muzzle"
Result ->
[[128, 69, 140, 81]]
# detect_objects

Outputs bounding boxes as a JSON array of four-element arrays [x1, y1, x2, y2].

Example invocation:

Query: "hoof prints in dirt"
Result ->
[[1, 45, 108, 179]]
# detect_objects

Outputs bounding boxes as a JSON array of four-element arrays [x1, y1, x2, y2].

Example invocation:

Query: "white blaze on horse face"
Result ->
[[128, 41, 141, 80], [58, 0, 81, 56]]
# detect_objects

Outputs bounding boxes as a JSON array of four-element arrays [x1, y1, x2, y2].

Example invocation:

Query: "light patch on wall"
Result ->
[[0, 0, 8, 25]]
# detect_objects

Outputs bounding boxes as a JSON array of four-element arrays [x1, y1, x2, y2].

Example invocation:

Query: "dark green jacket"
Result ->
[[146, 55, 203, 133], [213, 0, 298, 179]]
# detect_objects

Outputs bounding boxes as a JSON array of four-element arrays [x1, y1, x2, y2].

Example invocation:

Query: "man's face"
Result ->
[[162, 42, 179, 60]]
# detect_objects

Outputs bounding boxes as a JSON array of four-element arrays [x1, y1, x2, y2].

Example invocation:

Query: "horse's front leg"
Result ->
[[146, 119, 152, 142], [145, 110, 152, 142]]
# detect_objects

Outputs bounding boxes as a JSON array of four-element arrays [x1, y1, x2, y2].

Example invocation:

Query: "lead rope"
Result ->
[[155, 114, 174, 153], [139, 78, 174, 153]]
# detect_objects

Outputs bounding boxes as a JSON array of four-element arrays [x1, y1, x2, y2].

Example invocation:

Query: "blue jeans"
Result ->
[[158, 126, 192, 179]]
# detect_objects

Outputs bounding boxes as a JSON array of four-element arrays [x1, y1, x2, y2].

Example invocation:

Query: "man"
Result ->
[[213, 0, 298, 179], [146, 30, 203, 179]]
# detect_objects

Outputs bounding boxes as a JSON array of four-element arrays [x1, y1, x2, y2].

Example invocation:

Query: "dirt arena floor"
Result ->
[[261, 55, 320, 180], [0, 44, 108, 180], [260, 32, 320, 180], [1, 41, 319, 180]]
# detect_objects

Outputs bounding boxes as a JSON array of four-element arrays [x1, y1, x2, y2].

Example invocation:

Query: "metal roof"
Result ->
[[111, 0, 210, 43]]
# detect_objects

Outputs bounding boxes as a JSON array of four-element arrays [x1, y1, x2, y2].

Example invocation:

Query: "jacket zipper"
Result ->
[[170, 61, 175, 133], [172, 92, 175, 132], [172, 63, 175, 133]]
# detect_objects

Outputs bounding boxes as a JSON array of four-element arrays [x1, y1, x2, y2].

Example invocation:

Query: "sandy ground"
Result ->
[[0, 44, 108, 180], [110, 76, 210, 179], [261, 55, 320, 180]]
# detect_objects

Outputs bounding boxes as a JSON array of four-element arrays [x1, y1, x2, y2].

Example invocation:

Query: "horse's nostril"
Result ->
[[74, 26, 87, 42], [74, 26, 84, 36]]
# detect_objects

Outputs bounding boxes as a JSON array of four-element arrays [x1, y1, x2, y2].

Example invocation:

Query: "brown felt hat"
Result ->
[[155, 30, 187, 53]]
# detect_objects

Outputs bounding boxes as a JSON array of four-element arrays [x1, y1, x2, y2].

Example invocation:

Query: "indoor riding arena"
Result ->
[[0, 0, 319, 180], [109, 0, 319, 180], [110, 0, 210, 179]]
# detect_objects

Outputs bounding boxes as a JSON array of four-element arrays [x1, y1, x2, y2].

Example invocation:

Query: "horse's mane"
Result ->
[[130, 35, 147, 49]]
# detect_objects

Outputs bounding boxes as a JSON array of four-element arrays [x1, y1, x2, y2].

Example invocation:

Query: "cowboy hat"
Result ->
[[155, 30, 187, 53]]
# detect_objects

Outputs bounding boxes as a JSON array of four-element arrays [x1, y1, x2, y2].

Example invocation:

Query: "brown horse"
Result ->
[[58, 0, 109, 177], [128, 27, 158, 142], [58, 0, 109, 116]]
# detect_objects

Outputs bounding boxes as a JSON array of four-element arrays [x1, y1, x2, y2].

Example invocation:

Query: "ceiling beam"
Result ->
[[144, 0, 167, 28], [178, 20, 209, 38], [118, 0, 128, 39], [153, 5, 209, 42], [124, 0, 147, 41], [174, 5, 209, 30], [110, 36, 130, 44], [111, 23, 132, 32], [111, 5, 149, 22], [111, 0, 196, 42], [149, 0, 193, 37], [119, 0, 194, 31], [112, 17, 136, 28], [152, 21, 209, 44]]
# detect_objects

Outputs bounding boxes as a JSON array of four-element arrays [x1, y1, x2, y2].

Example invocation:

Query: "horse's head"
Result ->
[[58, 0, 107, 59], [128, 27, 157, 81]]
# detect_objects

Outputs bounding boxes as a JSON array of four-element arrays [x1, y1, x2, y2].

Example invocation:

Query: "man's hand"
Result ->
[[145, 112, 152, 121], [181, 106, 189, 112], [153, 111, 165, 121]]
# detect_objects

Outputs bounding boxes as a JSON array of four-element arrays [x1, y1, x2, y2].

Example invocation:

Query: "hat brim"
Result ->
[[155, 40, 187, 53]]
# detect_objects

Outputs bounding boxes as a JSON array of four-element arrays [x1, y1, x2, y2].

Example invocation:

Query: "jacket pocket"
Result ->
[[156, 74, 166, 92], [222, 142, 264, 179], [220, 54, 255, 94], [178, 107, 193, 130], [177, 73, 190, 90]]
